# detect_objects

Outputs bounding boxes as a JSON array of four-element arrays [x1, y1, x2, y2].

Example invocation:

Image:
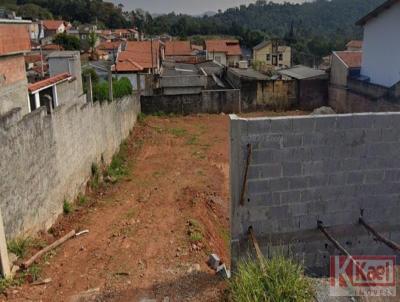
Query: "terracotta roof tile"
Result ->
[[335, 51, 363, 68], [25, 54, 43, 64], [205, 39, 242, 56], [115, 41, 160, 72], [28, 72, 71, 93], [165, 41, 192, 56], [42, 20, 65, 30], [0, 24, 31, 55], [346, 40, 363, 49], [97, 41, 121, 51], [42, 44, 63, 51]]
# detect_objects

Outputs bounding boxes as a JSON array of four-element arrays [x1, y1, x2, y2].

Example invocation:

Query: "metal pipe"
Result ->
[[359, 217, 400, 252], [240, 144, 252, 206]]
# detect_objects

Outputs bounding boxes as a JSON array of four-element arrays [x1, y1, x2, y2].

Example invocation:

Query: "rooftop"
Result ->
[[165, 41, 193, 56], [28, 72, 72, 93], [334, 51, 363, 69], [278, 65, 328, 80], [47, 51, 80, 58], [356, 0, 399, 26], [115, 41, 160, 72], [229, 68, 269, 81], [346, 40, 363, 49], [42, 20, 65, 30], [205, 40, 242, 56]]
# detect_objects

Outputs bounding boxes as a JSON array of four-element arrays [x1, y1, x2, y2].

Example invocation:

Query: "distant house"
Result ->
[[253, 40, 291, 69], [165, 41, 200, 63], [346, 40, 363, 51], [356, 0, 400, 87], [113, 40, 163, 90], [96, 41, 122, 61], [205, 40, 242, 67], [0, 19, 31, 116], [42, 20, 69, 38], [27, 21, 44, 43], [113, 29, 139, 40], [329, 51, 363, 111]]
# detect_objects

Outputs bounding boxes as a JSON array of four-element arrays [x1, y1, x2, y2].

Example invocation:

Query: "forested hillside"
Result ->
[[0, 0, 385, 61]]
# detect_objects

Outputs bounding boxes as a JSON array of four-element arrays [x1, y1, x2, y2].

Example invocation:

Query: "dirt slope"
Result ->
[[5, 114, 230, 302]]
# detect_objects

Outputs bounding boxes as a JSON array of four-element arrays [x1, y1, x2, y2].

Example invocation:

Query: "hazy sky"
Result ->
[[111, 0, 306, 15]]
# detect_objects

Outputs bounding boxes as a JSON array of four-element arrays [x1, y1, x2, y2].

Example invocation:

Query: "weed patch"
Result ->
[[169, 127, 188, 138], [230, 255, 314, 302], [63, 200, 73, 214], [7, 237, 45, 258], [77, 194, 88, 206], [187, 219, 204, 243]]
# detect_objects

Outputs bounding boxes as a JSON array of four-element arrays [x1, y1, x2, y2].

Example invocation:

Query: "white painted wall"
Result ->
[[206, 51, 227, 66], [361, 1, 400, 87]]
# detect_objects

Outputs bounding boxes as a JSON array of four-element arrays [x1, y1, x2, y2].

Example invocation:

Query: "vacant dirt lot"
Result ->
[[4, 111, 308, 302]]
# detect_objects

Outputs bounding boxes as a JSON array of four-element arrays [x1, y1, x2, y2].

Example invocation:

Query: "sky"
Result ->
[[111, 0, 306, 15]]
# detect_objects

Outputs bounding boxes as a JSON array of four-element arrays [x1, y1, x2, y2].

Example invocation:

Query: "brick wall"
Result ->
[[0, 95, 140, 238], [230, 113, 400, 274], [0, 55, 29, 115]]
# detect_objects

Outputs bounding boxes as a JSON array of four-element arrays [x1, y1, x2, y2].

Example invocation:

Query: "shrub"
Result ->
[[230, 256, 313, 302], [93, 81, 109, 103], [92, 78, 132, 103], [113, 77, 133, 99]]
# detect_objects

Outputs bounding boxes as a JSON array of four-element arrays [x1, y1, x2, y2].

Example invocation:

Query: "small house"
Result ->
[[205, 40, 242, 67]]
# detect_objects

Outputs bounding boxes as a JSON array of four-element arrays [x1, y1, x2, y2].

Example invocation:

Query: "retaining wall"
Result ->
[[230, 113, 400, 274], [0, 95, 140, 238], [141, 89, 241, 115]]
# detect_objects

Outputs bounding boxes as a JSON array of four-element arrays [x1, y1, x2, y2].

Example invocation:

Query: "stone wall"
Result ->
[[230, 113, 400, 274], [0, 94, 140, 238], [141, 89, 241, 115]]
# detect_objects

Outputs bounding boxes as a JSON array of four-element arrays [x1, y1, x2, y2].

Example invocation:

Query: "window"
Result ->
[[279, 54, 283, 61], [266, 54, 270, 61]]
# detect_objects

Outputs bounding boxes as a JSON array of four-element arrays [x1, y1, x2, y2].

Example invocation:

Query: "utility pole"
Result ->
[[108, 63, 113, 102], [150, 38, 154, 75]]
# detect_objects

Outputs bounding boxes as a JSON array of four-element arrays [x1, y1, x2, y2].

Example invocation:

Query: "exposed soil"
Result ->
[[3, 111, 310, 302]]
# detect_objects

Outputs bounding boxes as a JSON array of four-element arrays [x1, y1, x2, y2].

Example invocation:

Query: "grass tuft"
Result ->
[[230, 255, 314, 302], [63, 200, 73, 214], [187, 219, 204, 243], [7, 237, 45, 258]]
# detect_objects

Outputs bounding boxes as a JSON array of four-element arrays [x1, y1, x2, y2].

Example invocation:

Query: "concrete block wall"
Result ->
[[141, 89, 241, 115], [0, 95, 140, 238], [230, 113, 400, 274]]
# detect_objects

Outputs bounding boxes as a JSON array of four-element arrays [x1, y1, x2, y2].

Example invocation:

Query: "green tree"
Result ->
[[53, 33, 80, 51]]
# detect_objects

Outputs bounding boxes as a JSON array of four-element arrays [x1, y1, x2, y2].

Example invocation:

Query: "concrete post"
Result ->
[[136, 74, 141, 95], [86, 74, 93, 104], [108, 64, 113, 102], [34, 92, 40, 110], [0, 209, 10, 278]]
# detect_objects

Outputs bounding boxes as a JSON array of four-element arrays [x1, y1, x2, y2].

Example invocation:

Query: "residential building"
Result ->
[[278, 65, 328, 109], [205, 40, 242, 67], [47, 51, 83, 95], [0, 19, 31, 116], [42, 20, 69, 38], [113, 40, 163, 90], [356, 0, 400, 87], [346, 40, 363, 51], [253, 40, 291, 69], [96, 41, 122, 62], [27, 21, 44, 43], [329, 51, 363, 111], [113, 29, 139, 40], [165, 41, 201, 63]]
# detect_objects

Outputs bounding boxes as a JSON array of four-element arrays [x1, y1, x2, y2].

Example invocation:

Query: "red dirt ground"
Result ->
[[3, 111, 309, 302]]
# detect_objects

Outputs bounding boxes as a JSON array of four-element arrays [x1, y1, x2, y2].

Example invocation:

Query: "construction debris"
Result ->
[[207, 253, 221, 271], [216, 263, 231, 279], [22, 230, 76, 269], [32, 278, 52, 286], [75, 230, 89, 237]]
